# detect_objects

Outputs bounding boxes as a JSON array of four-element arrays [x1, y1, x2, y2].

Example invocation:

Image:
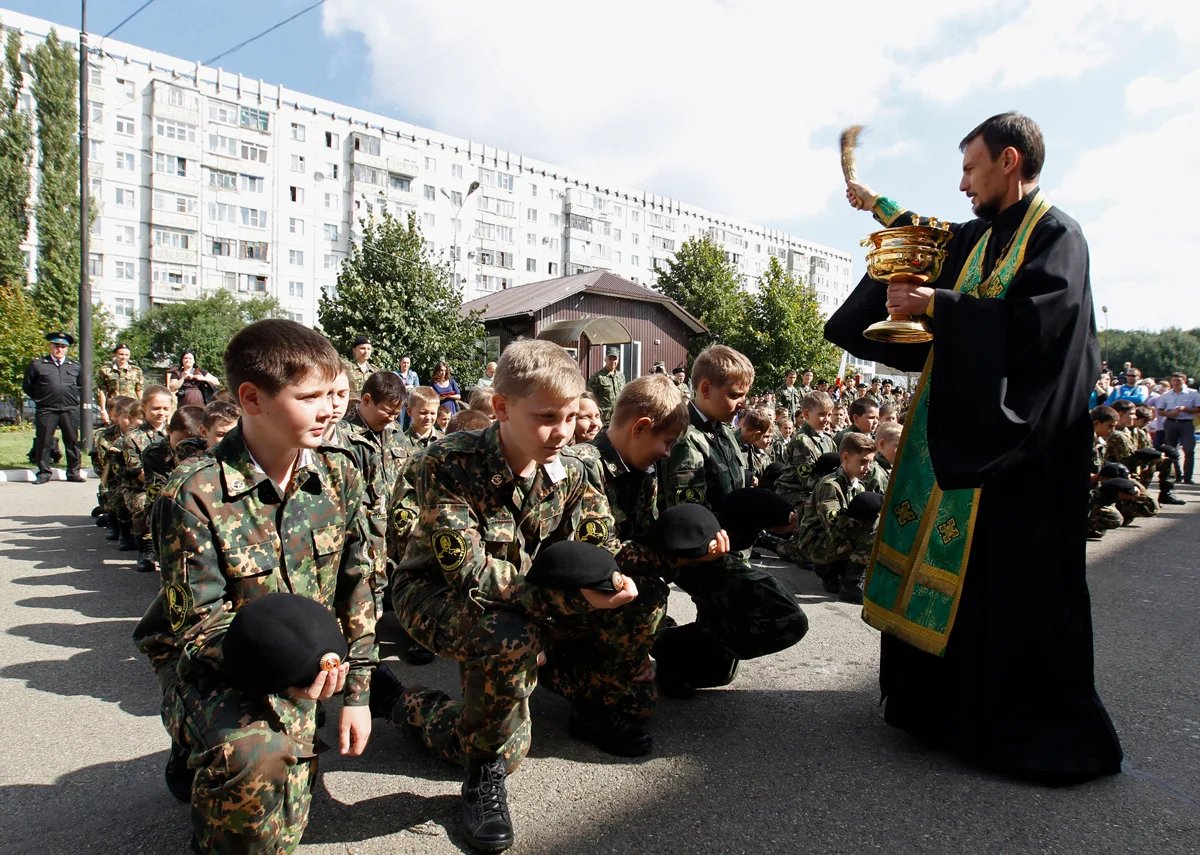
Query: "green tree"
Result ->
[[653, 236, 749, 356], [122, 291, 285, 377], [30, 30, 83, 330], [1104, 328, 1200, 382], [0, 281, 45, 418], [0, 25, 33, 287], [318, 209, 486, 377], [740, 257, 841, 392]]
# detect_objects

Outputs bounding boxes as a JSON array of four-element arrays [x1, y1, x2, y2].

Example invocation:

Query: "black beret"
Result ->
[[526, 540, 623, 592], [645, 503, 721, 559], [1098, 462, 1129, 479], [715, 487, 793, 551], [846, 491, 885, 522], [351, 335, 371, 347], [1096, 477, 1140, 506], [760, 461, 786, 490], [1160, 445, 1181, 461], [813, 451, 842, 481], [222, 593, 347, 695], [1130, 448, 1162, 463]]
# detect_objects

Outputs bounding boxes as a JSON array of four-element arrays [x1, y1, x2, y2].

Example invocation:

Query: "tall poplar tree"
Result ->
[[0, 24, 33, 288]]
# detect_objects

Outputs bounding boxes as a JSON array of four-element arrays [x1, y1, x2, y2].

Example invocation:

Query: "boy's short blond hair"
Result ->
[[690, 344, 754, 391], [801, 390, 833, 413], [468, 386, 496, 416], [407, 386, 440, 412], [448, 409, 492, 433], [875, 421, 903, 447], [839, 431, 876, 456], [739, 406, 774, 433], [494, 339, 585, 400], [610, 374, 688, 435]]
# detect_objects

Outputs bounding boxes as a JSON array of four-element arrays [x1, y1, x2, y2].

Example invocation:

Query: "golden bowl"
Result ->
[[861, 224, 953, 252], [865, 245, 947, 283]]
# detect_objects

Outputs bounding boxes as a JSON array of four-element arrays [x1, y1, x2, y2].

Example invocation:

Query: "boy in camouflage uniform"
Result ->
[[832, 396, 879, 451], [404, 385, 445, 448], [93, 396, 131, 539], [738, 406, 775, 487], [863, 420, 902, 494], [1097, 402, 1162, 524], [377, 340, 653, 853], [96, 342, 144, 421], [656, 345, 808, 699], [773, 391, 837, 564], [770, 415, 794, 463], [134, 319, 376, 853], [141, 406, 207, 521], [114, 385, 173, 568], [797, 432, 883, 602]]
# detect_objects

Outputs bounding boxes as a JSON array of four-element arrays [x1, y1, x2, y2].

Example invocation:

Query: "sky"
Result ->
[[6, 0, 1199, 331]]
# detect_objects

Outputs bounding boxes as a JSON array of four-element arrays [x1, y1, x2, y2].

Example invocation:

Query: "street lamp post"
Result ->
[[1101, 305, 1109, 366], [440, 180, 480, 292]]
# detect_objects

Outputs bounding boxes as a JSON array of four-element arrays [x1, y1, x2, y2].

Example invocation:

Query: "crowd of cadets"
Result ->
[[123, 320, 1184, 854]]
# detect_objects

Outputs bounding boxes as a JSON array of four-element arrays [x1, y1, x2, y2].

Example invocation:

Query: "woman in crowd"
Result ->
[[429, 361, 462, 415], [166, 350, 221, 407]]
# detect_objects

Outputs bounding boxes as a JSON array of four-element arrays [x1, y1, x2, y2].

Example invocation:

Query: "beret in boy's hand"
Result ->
[[645, 503, 722, 559], [1159, 445, 1181, 462], [813, 452, 843, 482], [1096, 477, 1140, 506], [760, 461, 786, 490], [715, 487, 795, 552], [222, 593, 348, 695], [1098, 462, 1129, 479], [846, 491, 885, 522], [526, 540, 625, 592], [1131, 448, 1163, 463]]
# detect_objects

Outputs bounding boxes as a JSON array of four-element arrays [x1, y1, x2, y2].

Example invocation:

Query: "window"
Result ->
[[474, 222, 513, 242], [326, 162, 339, 180], [241, 142, 267, 163], [152, 264, 197, 288], [423, 184, 436, 201], [289, 186, 304, 203], [290, 122, 305, 141], [88, 100, 103, 123], [323, 223, 339, 241], [527, 208, 537, 223], [352, 134, 379, 155], [287, 311, 304, 323], [291, 154, 306, 173], [118, 79, 135, 99], [326, 131, 340, 148], [114, 297, 135, 319], [152, 228, 192, 250], [240, 174, 264, 193], [241, 240, 269, 261], [205, 167, 237, 191], [526, 258, 537, 272], [114, 260, 136, 280], [157, 85, 195, 109], [570, 213, 592, 232], [241, 207, 268, 228], [547, 262, 558, 275], [324, 193, 338, 210], [214, 271, 237, 291], [288, 281, 304, 298], [209, 237, 234, 257], [153, 153, 188, 177], [114, 187, 135, 208], [423, 212, 436, 229], [451, 163, 463, 179], [88, 253, 103, 277], [289, 249, 304, 266], [526, 233, 537, 246], [207, 133, 239, 157], [631, 255, 640, 266], [155, 118, 196, 143], [88, 65, 102, 87], [496, 172, 514, 191], [388, 173, 411, 192], [115, 151, 135, 171], [289, 217, 304, 235], [549, 213, 561, 227], [240, 106, 269, 132], [155, 191, 198, 215], [208, 100, 237, 125], [630, 210, 640, 223], [90, 176, 102, 199], [448, 190, 462, 207], [323, 253, 339, 270], [425, 156, 437, 171], [238, 274, 268, 293], [115, 116, 135, 136], [88, 139, 103, 161], [353, 164, 381, 185], [530, 183, 538, 197], [114, 224, 135, 246]]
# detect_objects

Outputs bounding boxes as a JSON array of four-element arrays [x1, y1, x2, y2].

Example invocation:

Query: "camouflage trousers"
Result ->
[[391, 574, 667, 772], [655, 558, 808, 688], [115, 483, 151, 542], [1117, 493, 1158, 525], [171, 677, 320, 854], [1087, 503, 1123, 537]]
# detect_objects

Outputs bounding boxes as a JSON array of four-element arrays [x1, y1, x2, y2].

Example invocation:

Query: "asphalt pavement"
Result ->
[[0, 480, 1197, 854]]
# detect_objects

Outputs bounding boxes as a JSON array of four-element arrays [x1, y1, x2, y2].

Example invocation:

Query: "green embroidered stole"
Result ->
[[862, 192, 1052, 655]]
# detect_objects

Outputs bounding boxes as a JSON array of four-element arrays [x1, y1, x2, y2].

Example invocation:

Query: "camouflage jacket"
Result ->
[[675, 380, 692, 403], [145, 426, 376, 705], [1132, 425, 1153, 450], [769, 434, 792, 465], [98, 361, 144, 400], [743, 440, 772, 487], [774, 422, 836, 506], [659, 404, 747, 512], [832, 425, 868, 452], [862, 455, 891, 495], [798, 468, 873, 565], [776, 384, 803, 417], [394, 422, 631, 621], [94, 422, 124, 478], [116, 423, 169, 486], [344, 413, 413, 515], [404, 426, 445, 450], [1105, 428, 1137, 469], [348, 360, 379, 401], [587, 368, 625, 418], [143, 436, 208, 510]]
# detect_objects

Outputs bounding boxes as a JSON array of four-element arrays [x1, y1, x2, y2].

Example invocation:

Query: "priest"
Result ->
[[826, 112, 1122, 782]]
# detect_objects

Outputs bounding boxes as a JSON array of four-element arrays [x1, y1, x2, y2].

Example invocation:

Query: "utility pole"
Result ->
[[78, 0, 94, 453]]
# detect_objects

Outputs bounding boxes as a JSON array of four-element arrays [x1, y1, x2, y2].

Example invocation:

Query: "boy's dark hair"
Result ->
[[739, 406, 773, 433], [105, 396, 121, 415], [203, 399, 241, 429], [362, 371, 406, 405], [1090, 405, 1117, 424], [223, 319, 340, 396], [1134, 405, 1153, 421], [1110, 399, 1135, 413], [142, 383, 171, 403], [448, 409, 492, 433], [116, 397, 143, 420], [111, 395, 137, 417], [839, 431, 876, 456], [960, 112, 1045, 181], [169, 405, 206, 437], [847, 397, 879, 420]]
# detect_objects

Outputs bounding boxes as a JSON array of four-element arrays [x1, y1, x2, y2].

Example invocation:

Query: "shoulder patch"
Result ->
[[432, 528, 468, 572], [577, 517, 610, 544], [165, 583, 192, 632], [676, 485, 705, 504]]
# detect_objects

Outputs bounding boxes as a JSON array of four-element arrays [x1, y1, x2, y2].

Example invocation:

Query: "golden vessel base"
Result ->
[[863, 319, 932, 344]]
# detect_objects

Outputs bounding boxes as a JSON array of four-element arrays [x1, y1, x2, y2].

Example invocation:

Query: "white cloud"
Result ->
[[1125, 68, 1200, 116]]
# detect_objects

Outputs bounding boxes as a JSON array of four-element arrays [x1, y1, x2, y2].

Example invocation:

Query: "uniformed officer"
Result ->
[[777, 370, 803, 418], [23, 331, 84, 484], [672, 366, 692, 403], [587, 347, 626, 422], [347, 335, 380, 419], [97, 342, 144, 422]]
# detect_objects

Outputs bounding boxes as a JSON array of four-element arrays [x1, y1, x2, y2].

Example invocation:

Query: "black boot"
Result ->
[[460, 758, 514, 853], [568, 706, 652, 757], [1160, 490, 1186, 505], [117, 523, 137, 551], [164, 741, 194, 803], [368, 665, 404, 720], [105, 518, 120, 541], [91, 505, 103, 518], [839, 562, 865, 605], [136, 542, 157, 573], [817, 563, 843, 594]]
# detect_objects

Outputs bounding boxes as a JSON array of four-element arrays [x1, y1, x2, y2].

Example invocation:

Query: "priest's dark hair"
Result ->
[[960, 112, 1045, 181]]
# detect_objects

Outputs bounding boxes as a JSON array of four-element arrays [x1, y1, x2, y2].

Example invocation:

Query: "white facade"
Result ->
[[5, 10, 855, 330]]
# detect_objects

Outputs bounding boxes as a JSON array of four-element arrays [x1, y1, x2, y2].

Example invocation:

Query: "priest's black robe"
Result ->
[[825, 191, 1123, 781]]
